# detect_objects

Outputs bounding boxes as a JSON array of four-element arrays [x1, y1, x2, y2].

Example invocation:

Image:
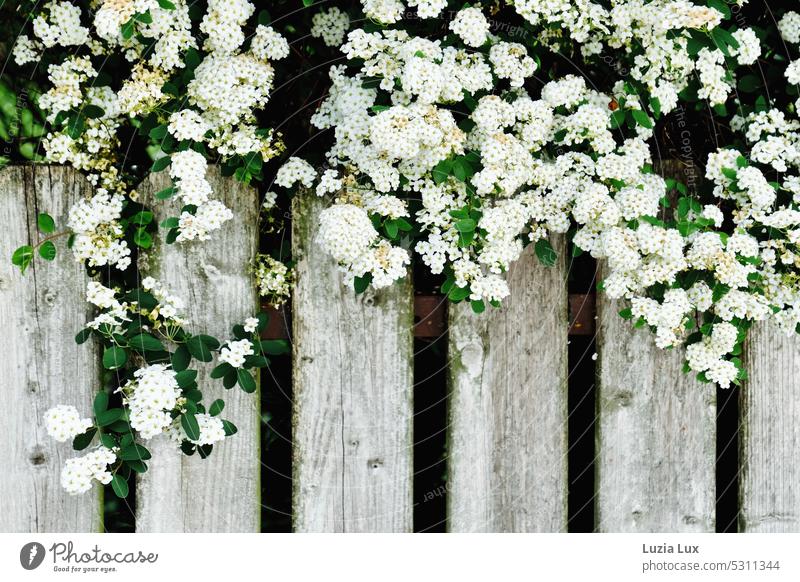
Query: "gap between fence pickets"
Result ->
[[260, 292, 596, 339]]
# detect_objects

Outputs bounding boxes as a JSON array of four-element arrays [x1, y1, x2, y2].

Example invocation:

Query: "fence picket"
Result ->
[[740, 321, 800, 532], [135, 168, 260, 532], [0, 166, 102, 532], [447, 241, 569, 532], [596, 286, 716, 532], [291, 195, 414, 532]]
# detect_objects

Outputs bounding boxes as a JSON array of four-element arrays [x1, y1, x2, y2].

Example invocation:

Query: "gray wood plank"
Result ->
[[595, 289, 716, 532], [291, 195, 414, 532], [0, 166, 102, 532], [135, 168, 260, 532], [740, 321, 800, 532], [447, 241, 569, 532]]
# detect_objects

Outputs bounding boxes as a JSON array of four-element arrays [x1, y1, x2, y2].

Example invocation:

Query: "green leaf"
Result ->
[[96, 408, 123, 427], [151, 155, 172, 173], [186, 336, 213, 362], [133, 228, 152, 249], [432, 159, 453, 184], [131, 210, 154, 226], [707, 0, 730, 18], [470, 300, 485, 314], [119, 444, 151, 461], [221, 420, 238, 436], [93, 392, 109, 416], [134, 11, 153, 23], [242, 353, 268, 368], [631, 109, 654, 129], [128, 333, 163, 352], [75, 328, 92, 344], [237, 369, 257, 393], [38, 241, 56, 261], [103, 346, 128, 370], [175, 369, 198, 389], [171, 345, 191, 371], [83, 105, 105, 119], [121, 19, 135, 40], [111, 475, 129, 498], [260, 339, 289, 355], [211, 362, 233, 379], [448, 285, 471, 302], [72, 427, 97, 451], [37, 213, 55, 233], [181, 413, 200, 441], [223, 369, 238, 390], [385, 220, 399, 239], [618, 307, 634, 320], [454, 218, 476, 233], [609, 109, 627, 129], [354, 274, 371, 295], [100, 433, 117, 449], [155, 186, 177, 200], [535, 238, 558, 267], [302, 0, 314, 6], [160, 217, 179, 229], [11, 245, 34, 274], [209, 399, 225, 416]]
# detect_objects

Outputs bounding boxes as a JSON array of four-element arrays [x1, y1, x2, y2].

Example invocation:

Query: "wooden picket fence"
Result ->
[[2, 164, 799, 533]]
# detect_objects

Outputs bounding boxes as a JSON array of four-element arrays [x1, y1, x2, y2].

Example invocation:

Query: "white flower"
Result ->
[[243, 317, 259, 333], [275, 157, 316, 188], [60, 447, 117, 495], [44, 405, 92, 442], [251, 25, 290, 61], [311, 7, 350, 47], [219, 339, 254, 368], [450, 7, 490, 48]]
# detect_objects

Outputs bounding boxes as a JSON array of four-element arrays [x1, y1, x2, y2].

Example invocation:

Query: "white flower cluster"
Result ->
[[510, 0, 757, 113], [254, 254, 293, 306], [60, 447, 117, 495], [44, 405, 93, 443], [275, 157, 317, 189], [121, 365, 181, 439], [167, 413, 226, 446], [141, 277, 187, 325], [317, 203, 411, 288], [219, 339, 255, 368], [68, 191, 131, 270], [16, 0, 285, 267], [311, 7, 351, 47], [169, 150, 233, 242]]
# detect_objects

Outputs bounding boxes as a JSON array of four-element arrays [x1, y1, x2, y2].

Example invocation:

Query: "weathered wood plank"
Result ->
[[0, 166, 102, 532], [292, 195, 414, 532], [595, 290, 716, 532], [740, 321, 800, 532], [447, 241, 569, 532], [135, 168, 260, 532]]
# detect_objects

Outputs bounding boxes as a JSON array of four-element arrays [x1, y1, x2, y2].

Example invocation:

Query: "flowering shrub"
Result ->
[[6, 0, 800, 496]]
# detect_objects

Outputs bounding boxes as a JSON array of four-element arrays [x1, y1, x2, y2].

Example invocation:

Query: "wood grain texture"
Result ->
[[447, 241, 569, 532], [135, 168, 260, 532], [740, 321, 800, 532], [0, 166, 102, 532], [596, 292, 716, 532], [291, 195, 414, 532]]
